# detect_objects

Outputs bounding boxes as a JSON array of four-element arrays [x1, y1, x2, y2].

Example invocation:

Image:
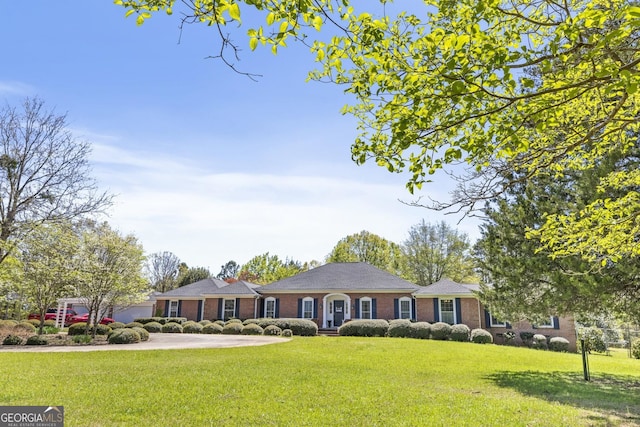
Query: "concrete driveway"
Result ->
[[0, 333, 290, 352]]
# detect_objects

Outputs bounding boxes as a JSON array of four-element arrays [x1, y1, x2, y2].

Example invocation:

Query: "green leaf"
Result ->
[[249, 37, 258, 51], [229, 3, 241, 22]]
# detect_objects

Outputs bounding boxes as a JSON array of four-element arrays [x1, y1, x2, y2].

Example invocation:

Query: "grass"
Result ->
[[1, 337, 638, 426]]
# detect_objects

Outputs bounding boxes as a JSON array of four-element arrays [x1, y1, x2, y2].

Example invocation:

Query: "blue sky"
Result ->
[[1, 2, 480, 272]]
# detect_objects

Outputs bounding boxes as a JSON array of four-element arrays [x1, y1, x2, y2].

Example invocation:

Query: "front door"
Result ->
[[334, 300, 345, 327]]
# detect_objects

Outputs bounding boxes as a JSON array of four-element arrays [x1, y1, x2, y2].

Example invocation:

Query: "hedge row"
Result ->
[[338, 320, 493, 344]]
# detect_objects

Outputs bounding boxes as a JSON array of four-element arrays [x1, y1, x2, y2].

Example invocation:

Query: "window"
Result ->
[[360, 298, 372, 319], [223, 299, 236, 320], [489, 313, 506, 327], [168, 300, 179, 317], [399, 297, 412, 319], [302, 297, 314, 319], [265, 298, 276, 318], [440, 299, 455, 324], [536, 317, 555, 328]]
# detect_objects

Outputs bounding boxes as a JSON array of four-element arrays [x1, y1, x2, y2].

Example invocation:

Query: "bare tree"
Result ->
[[146, 251, 181, 292], [0, 97, 111, 263]]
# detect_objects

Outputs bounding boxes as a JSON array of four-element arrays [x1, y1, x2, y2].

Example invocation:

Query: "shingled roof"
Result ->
[[258, 262, 420, 292], [157, 277, 230, 298], [413, 278, 479, 296], [202, 280, 260, 296]]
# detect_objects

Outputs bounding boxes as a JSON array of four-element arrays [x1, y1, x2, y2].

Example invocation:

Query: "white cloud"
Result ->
[[0, 81, 35, 96]]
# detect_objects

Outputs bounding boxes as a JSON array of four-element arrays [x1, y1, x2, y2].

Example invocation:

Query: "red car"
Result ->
[[28, 308, 78, 324], [68, 313, 115, 325]]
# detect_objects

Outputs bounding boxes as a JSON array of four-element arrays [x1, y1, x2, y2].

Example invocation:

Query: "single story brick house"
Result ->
[[154, 262, 577, 350]]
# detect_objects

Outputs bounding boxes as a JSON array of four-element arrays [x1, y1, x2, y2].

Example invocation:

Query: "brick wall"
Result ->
[[415, 297, 482, 329]]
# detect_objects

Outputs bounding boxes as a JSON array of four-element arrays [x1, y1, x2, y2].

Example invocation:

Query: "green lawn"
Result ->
[[1, 337, 638, 426]]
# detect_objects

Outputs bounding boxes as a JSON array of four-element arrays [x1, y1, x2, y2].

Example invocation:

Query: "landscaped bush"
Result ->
[[263, 324, 282, 336], [133, 317, 158, 324], [214, 320, 225, 326], [126, 322, 144, 328], [162, 322, 183, 333], [68, 322, 90, 336], [43, 319, 56, 327], [519, 331, 535, 347], [243, 318, 259, 325], [282, 329, 293, 337], [257, 318, 278, 329], [274, 319, 318, 336], [430, 322, 452, 340], [198, 319, 212, 326], [131, 327, 150, 341], [27, 319, 41, 327], [549, 337, 570, 352], [409, 322, 431, 339], [241, 323, 264, 335], [631, 339, 640, 359], [226, 318, 243, 325], [42, 326, 59, 334], [532, 334, 548, 350], [26, 335, 48, 345], [72, 335, 92, 344], [143, 321, 163, 333], [13, 322, 36, 333], [202, 323, 223, 334], [387, 319, 412, 338], [109, 321, 126, 329], [182, 321, 204, 334], [135, 317, 188, 325], [0, 320, 18, 327], [95, 324, 112, 335], [450, 324, 471, 342], [108, 329, 141, 344], [222, 322, 243, 335], [3, 335, 23, 345], [471, 328, 493, 344], [338, 319, 389, 337], [578, 327, 606, 353]]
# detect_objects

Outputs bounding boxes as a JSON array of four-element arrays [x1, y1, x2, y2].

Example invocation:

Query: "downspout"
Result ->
[[254, 296, 258, 319], [477, 299, 482, 329]]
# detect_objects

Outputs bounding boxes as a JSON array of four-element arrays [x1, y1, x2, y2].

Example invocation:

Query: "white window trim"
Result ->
[[399, 297, 412, 320], [360, 297, 372, 320], [223, 298, 236, 320], [264, 297, 276, 318], [168, 300, 179, 317], [302, 297, 314, 319], [489, 312, 506, 327], [536, 316, 555, 329], [439, 298, 456, 324]]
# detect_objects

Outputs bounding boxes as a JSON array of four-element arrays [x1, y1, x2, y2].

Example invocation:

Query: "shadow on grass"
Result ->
[[487, 371, 640, 425]]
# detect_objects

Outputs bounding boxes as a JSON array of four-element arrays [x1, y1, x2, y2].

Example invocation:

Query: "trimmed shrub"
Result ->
[[43, 319, 56, 327], [0, 320, 18, 327], [409, 322, 431, 339], [108, 329, 141, 344], [198, 319, 212, 326], [578, 327, 606, 353], [202, 323, 223, 334], [257, 318, 278, 329], [3, 335, 23, 345], [226, 318, 243, 325], [182, 321, 204, 334], [68, 322, 90, 336], [282, 329, 293, 338], [13, 322, 36, 333], [131, 327, 150, 341], [42, 326, 59, 334], [109, 321, 126, 329], [72, 335, 92, 344], [549, 337, 570, 352], [27, 319, 41, 327], [631, 339, 640, 360], [430, 322, 452, 340], [222, 322, 243, 335], [133, 317, 158, 325], [126, 322, 144, 329], [214, 320, 225, 326], [95, 324, 112, 336], [26, 335, 48, 346], [143, 322, 163, 333], [450, 324, 471, 342], [263, 324, 282, 336], [387, 319, 412, 338], [519, 331, 535, 347], [338, 319, 388, 337], [162, 322, 183, 333], [243, 318, 259, 325], [471, 328, 493, 344], [532, 334, 548, 350], [274, 319, 318, 337], [241, 323, 264, 335]]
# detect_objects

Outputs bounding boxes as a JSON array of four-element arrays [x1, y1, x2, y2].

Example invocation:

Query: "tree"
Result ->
[[474, 147, 640, 322], [146, 251, 181, 292], [76, 221, 148, 336], [216, 260, 240, 280], [326, 230, 404, 276], [117, 0, 640, 262], [403, 220, 475, 286], [238, 252, 303, 284], [0, 97, 111, 265], [176, 266, 211, 287], [20, 223, 80, 334]]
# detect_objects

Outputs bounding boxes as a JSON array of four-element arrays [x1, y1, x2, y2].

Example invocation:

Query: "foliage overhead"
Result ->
[[238, 252, 303, 284], [146, 251, 181, 292], [216, 260, 240, 280], [176, 265, 211, 287], [115, 0, 640, 263], [326, 230, 405, 277]]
